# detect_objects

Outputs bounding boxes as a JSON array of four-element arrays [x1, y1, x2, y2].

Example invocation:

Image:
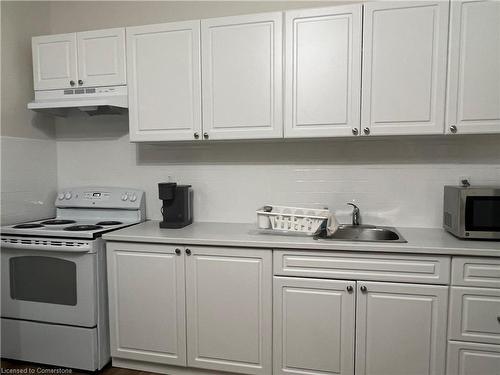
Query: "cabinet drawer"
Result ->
[[273, 251, 450, 284], [449, 287, 500, 345], [447, 341, 500, 375], [452, 257, 500, 288]]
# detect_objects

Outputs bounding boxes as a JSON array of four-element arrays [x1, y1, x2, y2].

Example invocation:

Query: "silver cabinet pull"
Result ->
[[194, 132, 200, 139], [360, 285, 367, 293], [363, 127, 370, 135], [352, 128, 359, 136], [449, 125, 457, 133]]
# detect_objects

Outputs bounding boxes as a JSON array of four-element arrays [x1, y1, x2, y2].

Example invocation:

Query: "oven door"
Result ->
[[1, 237, 98, 327]]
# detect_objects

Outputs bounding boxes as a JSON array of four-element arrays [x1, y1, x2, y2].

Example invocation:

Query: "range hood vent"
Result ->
[[27, 85, 128, 117]]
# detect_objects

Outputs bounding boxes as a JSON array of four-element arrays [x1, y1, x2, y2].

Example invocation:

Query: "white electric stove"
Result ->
[[0, 187, 145, 371]]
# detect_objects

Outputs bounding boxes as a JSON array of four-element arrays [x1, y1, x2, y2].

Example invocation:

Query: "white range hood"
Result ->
[[27, 85, 128, 117]]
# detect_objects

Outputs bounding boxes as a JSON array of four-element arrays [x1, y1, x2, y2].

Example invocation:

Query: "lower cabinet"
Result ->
[[185, 246, 272, 374], [107, 242, 272, 375], [107, 242, 187, 366], [447, 341, 500, 375], [274, 278, 448, 375], [355, 282, 448, 375], [273, 277, 356, 375]]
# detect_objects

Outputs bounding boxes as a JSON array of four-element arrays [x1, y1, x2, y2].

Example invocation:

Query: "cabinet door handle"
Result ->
[[185, 248, 192, 256], [497, 316, 500, 323], [360, 285, 367, 293], [449, 125, 457, 133], [352, 128, 359, 136], [175, 248, 181, 255], [78, 79, 83, 86], [363, 127, 370, 135], [346, 285, 354, 293], [70, 80, 75, 86], [203, 132, 209, 139], [194, 132, 200, 139]]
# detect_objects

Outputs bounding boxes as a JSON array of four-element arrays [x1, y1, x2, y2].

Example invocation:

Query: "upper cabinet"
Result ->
[[32, 28, 126, 91], [284, 5, 362, 138], [201, 13, 283, 140], [76, 28, 126, 88], [361, 2, 449, 136], [446, 0, 500, 134], [127, 21, 202, 142], [32, 33, 78, 90]]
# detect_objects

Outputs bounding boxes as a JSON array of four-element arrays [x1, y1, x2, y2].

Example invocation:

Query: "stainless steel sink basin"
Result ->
[[315, 225, 407, 243]]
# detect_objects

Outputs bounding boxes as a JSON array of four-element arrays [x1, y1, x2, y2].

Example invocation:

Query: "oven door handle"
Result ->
[[1, 238, 93, 253]]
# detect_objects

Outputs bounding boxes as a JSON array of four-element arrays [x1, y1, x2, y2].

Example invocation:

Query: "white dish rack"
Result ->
[[256, 205, 330, 236]]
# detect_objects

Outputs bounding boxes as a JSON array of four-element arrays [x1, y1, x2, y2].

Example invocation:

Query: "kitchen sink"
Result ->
[[315, 225, 407, 243]]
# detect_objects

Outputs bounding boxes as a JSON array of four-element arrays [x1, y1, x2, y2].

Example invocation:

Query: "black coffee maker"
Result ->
[[158, 182, 193, 228]]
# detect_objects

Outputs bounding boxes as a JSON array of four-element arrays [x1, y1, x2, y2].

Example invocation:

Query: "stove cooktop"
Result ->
[[2, 219, 137, 239]]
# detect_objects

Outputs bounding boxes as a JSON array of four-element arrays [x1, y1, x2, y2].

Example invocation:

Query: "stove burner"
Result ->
[[41, 219, 77, 225], [13, 223, 44, 229], [64, 225, 103, 232], [96, 221, 123, 226]]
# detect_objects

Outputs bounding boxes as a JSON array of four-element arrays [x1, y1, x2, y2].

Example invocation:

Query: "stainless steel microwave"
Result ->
[[443, 186, 500, 239]]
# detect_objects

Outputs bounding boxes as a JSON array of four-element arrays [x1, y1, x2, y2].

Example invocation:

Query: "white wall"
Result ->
[[1, 1, 57, 225], [56, 119, 500, 227]]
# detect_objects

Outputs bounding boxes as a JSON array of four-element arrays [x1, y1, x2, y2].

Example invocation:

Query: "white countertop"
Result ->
[[103, 220, 500, 257]]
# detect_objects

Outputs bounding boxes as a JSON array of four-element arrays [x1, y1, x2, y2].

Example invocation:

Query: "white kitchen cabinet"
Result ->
[[127, 21, 202, 142], [32, 33, 78, 90], [361, 2, 449, 136], [447, 341, 500, 375], [446, 0, 500, 134], [449, 287, 500, 345], [201, 13, 282, 140], [106, 242, 187, 366], [32, 29, 126, 91], [284, 5, 362, 138], [273, 277, 355, 375], [355, 281, 448, 375], [76, 28, 126, 88], [185, 246, 272, 374]]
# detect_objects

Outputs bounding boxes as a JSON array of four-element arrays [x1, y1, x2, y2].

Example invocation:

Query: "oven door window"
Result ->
[[465, 196, 500, 232], [10, 256, 77, 306]]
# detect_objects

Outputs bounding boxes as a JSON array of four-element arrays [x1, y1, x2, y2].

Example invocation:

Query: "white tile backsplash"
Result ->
[[1, 136, 58, 225], [55, 130, 500, 228]]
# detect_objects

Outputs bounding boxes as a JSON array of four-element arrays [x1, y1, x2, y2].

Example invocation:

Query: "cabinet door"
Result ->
[[356, 282, 448, 375], [106, 242, 186, 366], [127, 21, 202, 142], [284, 5, 362, 138], [449, 287, 500, 345], [185, 246, 272, 374], [32, 33, 78, 90], [446, 0, 500, 134], [201, 13, 282, 140], [447, 341, 500, 375], [77, 28, 126, 88], [273, 277, 355, 375], [361, 2, 449, 136]]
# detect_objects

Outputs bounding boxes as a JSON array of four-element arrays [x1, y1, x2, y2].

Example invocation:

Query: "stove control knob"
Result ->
[[64, 192, 72, 200], [130, 194, 137, 202], [121, 194, 128, 201], [58, 193, 65, 200]]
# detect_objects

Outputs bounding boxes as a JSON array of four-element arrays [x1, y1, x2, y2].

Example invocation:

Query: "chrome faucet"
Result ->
[[347, 203, 360, 226]]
